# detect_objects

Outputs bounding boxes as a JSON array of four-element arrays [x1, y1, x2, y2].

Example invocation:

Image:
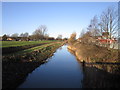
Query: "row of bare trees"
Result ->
[[2, 25, 48, 41], [82, 7, 118, 38], [68, 6, 118, 47]]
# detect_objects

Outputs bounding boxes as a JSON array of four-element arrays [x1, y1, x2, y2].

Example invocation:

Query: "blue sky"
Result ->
[[2, 2, 118, 38]]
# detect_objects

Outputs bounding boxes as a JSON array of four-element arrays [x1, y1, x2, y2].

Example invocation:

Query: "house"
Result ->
[[98, 38, 116, 45], [7, 37, 14, 41]]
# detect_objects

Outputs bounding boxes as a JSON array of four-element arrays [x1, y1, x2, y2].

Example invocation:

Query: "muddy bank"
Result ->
[[2, 42, 65, 89]]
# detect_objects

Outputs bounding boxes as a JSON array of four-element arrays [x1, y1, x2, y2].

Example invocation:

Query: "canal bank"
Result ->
[[67, 45, 120, 88], [2, 42, 65, 89], [18, 45, 83, 88], [3, 44, 120, 89], [67, 42, 119, 63], [18, 45, 120, 88]]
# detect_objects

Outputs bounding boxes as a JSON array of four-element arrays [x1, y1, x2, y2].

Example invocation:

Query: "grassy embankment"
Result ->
[[68, 41, 119, 63], [68, 43, 120, 88], [3, 42, 64, 62], [68, 41, 120, 80], [2, 41, 65, 89], [1, 41, 56, 54]]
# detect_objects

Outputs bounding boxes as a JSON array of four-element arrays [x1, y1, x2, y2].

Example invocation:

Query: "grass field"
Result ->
[[13, 43, 57, 55], [1, 41, 54, 48], [3, 42, 62, 56], [2, 42, 64, 62]]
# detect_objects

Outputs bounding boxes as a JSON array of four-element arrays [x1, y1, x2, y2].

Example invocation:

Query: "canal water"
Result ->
[[18, 45, 83, 88]]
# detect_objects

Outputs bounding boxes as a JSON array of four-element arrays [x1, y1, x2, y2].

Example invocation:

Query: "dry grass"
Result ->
[[71, 42, 119, 62]]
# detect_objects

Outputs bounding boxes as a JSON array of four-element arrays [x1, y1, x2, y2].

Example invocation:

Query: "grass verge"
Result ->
[[68, 41, 119, 63], [2, 42, 65, 89], [2, 41, 57, 54]]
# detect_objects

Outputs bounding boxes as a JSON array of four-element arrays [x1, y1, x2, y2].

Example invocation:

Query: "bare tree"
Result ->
[[39, 25, 47, 36], [23, 32, 29, 37], [32, 25, 48, 40], [56, 34, 62, 40], [11, 33, 19, 37], [20, 33, 24, 37], [2, 34, 8, 41], [20, 32, 29, 41], [81, 31, 93, 44], [20, 32, 29, 37], [100, 7, 118, 39], [44, 34, 49, 40], [79, 29, 86, 38], [87, 16, 100, 37], [68, 32, 76, 44]]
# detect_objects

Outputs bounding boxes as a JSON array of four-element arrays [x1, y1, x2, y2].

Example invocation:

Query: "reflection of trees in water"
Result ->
[[83, 64, 120, 88], [85, 64, 120, 75], [68, 47, 120, 74], [68, 47, 120, 87]]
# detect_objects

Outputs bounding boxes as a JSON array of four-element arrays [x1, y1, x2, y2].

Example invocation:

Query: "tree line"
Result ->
[[2, 25, 68, 41]]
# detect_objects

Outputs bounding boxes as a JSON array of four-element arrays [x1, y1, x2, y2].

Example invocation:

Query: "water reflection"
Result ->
[[85, 64, 120, 75], [17, 45, 120, 88], [18, 45, 83, 88], [68, 47, 120, 88], [83, 64, 120, 88]]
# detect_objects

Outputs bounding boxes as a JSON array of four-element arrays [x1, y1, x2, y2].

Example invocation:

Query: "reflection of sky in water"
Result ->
[[18, 45, 83, 88]]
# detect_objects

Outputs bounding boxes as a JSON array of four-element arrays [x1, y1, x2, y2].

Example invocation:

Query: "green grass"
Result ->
[[4, 42, 62, 56], [17, 43, 54, 54], [18, 43, 61, 54], [2, 42, 63, 62], [1, 41, 54, 48]]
